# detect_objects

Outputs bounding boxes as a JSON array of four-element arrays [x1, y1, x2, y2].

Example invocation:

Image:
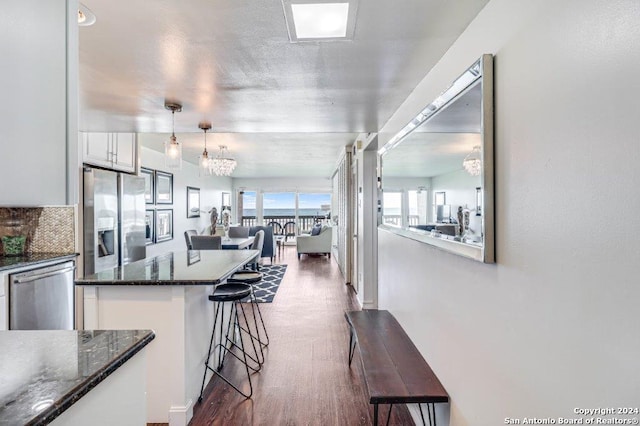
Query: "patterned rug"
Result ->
[[243, 264, 287, 303]]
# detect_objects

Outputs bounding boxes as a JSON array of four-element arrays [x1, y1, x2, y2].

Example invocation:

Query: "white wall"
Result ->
[[0, 0, 78, 206], [377, 0, 640, 425], [139, 146, 232, 257]]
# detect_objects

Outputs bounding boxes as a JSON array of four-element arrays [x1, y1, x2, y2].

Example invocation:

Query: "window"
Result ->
[[408, 189, 427, 226], [242, 191, 257, 218], [382, 192, 402, 227]]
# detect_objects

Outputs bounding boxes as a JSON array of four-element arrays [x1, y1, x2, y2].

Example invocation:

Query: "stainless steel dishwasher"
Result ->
[[9, 260, 76, 330]]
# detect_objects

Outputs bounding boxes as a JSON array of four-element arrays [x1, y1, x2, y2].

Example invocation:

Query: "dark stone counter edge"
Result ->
[[28, 330, 156, 426], [0, 253, 79, 273]]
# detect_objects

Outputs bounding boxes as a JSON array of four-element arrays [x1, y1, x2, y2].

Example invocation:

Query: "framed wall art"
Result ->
[[155, 171, 174, 204], [187, 186, 200, 218], [144, 209, 155, 245], [141, 167, 155, 204], [156, 209, 173, 243]]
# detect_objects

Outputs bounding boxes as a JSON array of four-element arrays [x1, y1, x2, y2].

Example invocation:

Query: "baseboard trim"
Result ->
[[168, 399, 193, 426]]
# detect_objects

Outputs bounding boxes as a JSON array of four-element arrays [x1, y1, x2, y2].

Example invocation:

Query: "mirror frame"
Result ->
[[378, 54, 494, 263]]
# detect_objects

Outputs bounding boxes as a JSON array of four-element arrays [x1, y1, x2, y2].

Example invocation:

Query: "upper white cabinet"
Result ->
[[82, 132, 138, 173], [0, 0, 77, 206]]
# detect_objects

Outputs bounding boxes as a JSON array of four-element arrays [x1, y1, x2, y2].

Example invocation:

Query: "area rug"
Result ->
[[244, 264, 287, 303]]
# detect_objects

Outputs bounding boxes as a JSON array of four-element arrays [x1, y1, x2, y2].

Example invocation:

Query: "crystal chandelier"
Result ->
[[164, 102, 183, 170], [211, 145, 237, 176], [198, 122, 212, 176], [462, 145, 482, 176]]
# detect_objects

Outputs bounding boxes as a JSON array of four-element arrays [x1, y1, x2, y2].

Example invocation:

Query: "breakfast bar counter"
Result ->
[[76, 250, 259, 426], [75, 249, 260, 286]]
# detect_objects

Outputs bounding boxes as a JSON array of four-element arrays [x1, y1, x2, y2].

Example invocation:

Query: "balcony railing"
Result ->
[[240, 215, 326, 235], [382, 215, 420, 227]]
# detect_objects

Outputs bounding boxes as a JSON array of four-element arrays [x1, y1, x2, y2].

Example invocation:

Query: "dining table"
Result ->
[[221, 236, 254, 249]]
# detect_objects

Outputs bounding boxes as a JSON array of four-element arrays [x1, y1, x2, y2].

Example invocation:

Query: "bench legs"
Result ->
[[348, 326, 357, 366], [371, 402, 437, 426], [372, 404, 394, 426], [419, 403, 437, 426]]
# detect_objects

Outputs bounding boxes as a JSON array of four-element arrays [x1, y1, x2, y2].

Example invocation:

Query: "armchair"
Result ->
[[296, 225, 332, 260]]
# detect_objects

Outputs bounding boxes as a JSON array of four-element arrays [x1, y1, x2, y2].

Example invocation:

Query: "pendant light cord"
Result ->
[[172, 110, 176, 137]]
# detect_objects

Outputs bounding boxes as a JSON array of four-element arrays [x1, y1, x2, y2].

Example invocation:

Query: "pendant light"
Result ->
[[164, 102, 183, 170], [198, 122, 212, 176]]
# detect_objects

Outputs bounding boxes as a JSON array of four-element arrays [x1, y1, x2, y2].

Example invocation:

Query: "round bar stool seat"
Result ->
[[209, 283, 251, 302], [228, 271, 262, 284]]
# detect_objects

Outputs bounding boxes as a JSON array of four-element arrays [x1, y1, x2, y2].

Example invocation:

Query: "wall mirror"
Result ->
[[378, 54, 494, 263]]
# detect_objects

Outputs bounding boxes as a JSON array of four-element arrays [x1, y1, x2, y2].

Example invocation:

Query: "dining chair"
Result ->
[[266, 221, 283, 236], [250, 230, 264, 270], [184, 229, 198, 250], [229, 226, 250, 238], [283, 221, 296, 242], [191, 235, 222, 250]]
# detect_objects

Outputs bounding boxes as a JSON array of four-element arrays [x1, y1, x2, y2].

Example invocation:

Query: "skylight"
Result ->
[[282, 0, 358, 42], [291, 3, 349, 39]]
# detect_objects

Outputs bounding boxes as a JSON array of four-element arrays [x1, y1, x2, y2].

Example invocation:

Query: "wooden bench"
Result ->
[[345, 310, 449, 426]]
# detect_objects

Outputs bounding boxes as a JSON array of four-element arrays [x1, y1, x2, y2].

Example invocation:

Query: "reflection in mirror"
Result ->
[[379, 55, 494, 263]]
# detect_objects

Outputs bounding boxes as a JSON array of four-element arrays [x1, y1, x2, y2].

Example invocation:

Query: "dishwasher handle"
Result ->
[[13, 266, 76, 284]]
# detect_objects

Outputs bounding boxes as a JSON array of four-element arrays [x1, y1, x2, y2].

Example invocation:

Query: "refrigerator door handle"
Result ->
[[13, 266, 76, 284]]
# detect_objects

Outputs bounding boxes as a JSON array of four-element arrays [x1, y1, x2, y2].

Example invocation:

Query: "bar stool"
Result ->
[[228, 271, 269, 350], [198, 283, 262, 401]]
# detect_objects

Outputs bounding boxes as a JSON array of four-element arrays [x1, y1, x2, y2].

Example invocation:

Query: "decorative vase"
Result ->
[[221, 207, 231, 240]]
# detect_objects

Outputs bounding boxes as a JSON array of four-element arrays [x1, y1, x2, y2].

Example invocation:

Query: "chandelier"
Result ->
[[210, 145, 237, 176], [462, 145, 482, 176]]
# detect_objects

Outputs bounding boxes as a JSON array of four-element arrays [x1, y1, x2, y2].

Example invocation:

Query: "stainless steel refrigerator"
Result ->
[[83, 167, 146, 274]]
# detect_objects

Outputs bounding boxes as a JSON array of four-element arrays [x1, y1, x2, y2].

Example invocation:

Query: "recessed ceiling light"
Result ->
[[282, 0, 358, 42], [78, 3, 96, 26]]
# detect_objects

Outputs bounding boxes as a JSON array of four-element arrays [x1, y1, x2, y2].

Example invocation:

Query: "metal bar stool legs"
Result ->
[[198, 283, 261, 401], [228, 272, 270, 349]]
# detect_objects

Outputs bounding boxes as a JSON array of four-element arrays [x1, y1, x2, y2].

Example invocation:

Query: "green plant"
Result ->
[[2, 235, 26, 256]]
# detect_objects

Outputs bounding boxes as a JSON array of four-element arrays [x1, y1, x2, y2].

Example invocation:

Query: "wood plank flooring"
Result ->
[[189, 246, 415, 425]]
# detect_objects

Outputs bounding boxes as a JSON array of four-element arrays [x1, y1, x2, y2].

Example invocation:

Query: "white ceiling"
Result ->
[[78, 0, 490, 177]]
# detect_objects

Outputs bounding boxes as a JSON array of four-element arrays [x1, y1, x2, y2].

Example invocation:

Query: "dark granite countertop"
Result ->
[[0, 253, 79, 273], [0, 329, 155, 426], [75, 249, 260, 286]]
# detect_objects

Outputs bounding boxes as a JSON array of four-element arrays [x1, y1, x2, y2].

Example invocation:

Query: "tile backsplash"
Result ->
[[0, 207, 75, 255]]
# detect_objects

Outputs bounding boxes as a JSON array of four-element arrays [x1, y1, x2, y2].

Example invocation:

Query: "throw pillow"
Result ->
[[311, 224, 322, 236]]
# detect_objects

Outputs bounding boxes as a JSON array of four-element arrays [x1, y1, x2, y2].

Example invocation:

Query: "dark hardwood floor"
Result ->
[[189, 245, 415, 425]]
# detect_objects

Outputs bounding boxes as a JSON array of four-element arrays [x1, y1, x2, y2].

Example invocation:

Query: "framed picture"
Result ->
[[141, 168, 155, 204], [155, 171, 173, 204], [187, 186, 200, 218], [144, 209, 155, 245], [156, 209, 173, 243]]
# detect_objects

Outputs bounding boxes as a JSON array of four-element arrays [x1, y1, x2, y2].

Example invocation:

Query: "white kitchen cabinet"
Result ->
[[0, 0, 77, 206], [82, 132, 138, 173]]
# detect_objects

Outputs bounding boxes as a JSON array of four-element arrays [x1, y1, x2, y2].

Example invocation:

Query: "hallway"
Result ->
[[189, 246, 414, 425]]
